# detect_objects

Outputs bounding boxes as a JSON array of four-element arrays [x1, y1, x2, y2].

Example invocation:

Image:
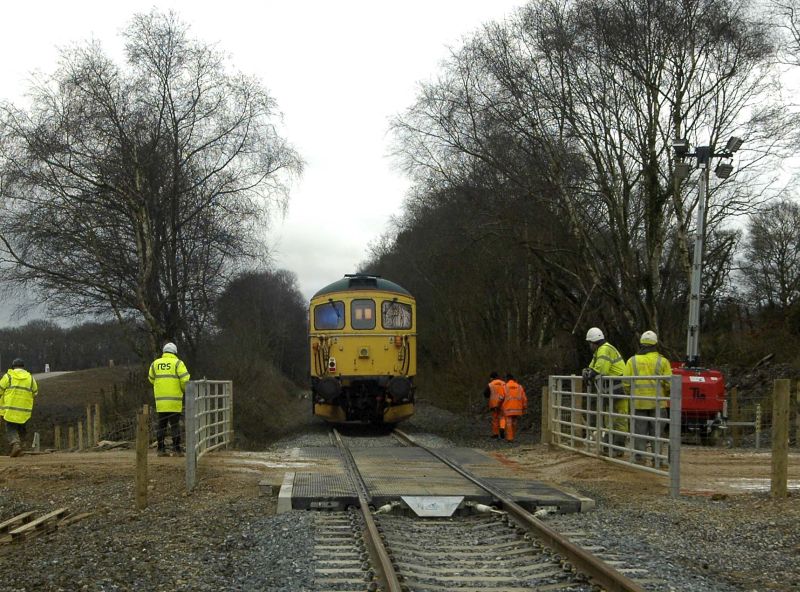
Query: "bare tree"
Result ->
[[0, 10, 302, 359], [212, 269, 308, 381], [392, 0, 791, 352], [771, 0, 800, 66], [740, 199, 800, 309]]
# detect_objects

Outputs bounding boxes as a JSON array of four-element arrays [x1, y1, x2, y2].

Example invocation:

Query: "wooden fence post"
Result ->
[[67, 426, 75, 450], [772, 380, 789, 499], [77, 422, 84, 451], [86, 405, 93, 447], [54, 425, 61, 451], [135, 405, 150, 510], [730, 386, 740, 447], [94, 403, 101, 444], [794, 381, 800, 447], [755, 405, 762, 449]]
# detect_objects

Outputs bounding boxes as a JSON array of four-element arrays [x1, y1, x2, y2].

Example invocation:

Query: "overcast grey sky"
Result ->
[[0, 0, 527, 325]]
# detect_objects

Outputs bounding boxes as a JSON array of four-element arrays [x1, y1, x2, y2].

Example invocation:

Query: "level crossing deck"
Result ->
[[278, 446, 593, 513]]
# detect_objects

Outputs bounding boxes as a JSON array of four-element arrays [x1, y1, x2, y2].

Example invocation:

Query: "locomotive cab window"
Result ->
[[382, 300, 412, 329], [314, 300, 345, 330], [351, 299, 375, 330]]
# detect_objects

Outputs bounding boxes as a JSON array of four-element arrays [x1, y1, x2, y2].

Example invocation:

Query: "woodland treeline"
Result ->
[[363, 0, 800, 393], [0, 10, 302, 361], [3, 1, 800, 413], [0, 268, 308, 379]]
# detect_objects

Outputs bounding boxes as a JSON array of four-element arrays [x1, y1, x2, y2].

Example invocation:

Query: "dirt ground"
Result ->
[[1, 442, 799, 591], [509, 445, 800, 497], [1, 444, 796, 510]]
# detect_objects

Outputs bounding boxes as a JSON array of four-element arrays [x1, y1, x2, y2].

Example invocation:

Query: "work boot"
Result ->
[[490, 434, 499, 439], [157, 449, 169, 457], [172, 449, 184, 457], [9, 443, 22, 458]]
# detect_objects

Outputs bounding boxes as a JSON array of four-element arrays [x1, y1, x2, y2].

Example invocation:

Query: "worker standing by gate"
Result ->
[[501, 374, 527, 443], [148, 342, 191, 457], [0, 358, 38, 458], [583, 327, 628, 456], [624, 331, 672, 465], [483, 372, 506, 439]]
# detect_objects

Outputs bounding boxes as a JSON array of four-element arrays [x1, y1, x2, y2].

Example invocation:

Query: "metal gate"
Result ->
[[546, 374, 683, 497], [185, 379, 233, 490]]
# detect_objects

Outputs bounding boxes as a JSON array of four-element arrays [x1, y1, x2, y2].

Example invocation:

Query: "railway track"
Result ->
[[312, 427, 649, 592]]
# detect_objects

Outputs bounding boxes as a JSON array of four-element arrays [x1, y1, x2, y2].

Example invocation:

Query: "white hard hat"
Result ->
[[585, 327, 604, 342], [640, 330, 658, 345], [163, 342, 178, 354]]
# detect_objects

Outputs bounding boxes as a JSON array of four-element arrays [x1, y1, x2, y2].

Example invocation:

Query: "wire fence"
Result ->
[[721, 383, 800, 449]]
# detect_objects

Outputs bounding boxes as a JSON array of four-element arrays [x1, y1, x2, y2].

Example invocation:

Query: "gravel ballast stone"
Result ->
[[0, 398, 798, 591]]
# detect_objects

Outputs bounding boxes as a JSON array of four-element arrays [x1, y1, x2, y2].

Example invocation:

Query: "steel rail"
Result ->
[[393, 428, 645, 592], [331, 428, 403, 592]]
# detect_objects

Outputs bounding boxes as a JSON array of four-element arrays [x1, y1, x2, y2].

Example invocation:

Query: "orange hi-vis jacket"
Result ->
[[487, 379, 506, 409], [502, 379, 527, 416]]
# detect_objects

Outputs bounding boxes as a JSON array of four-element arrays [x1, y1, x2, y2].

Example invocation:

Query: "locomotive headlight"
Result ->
[[393, 335, 402, 348]]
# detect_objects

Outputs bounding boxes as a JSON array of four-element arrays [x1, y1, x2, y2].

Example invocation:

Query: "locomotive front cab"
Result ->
[[309, 274, 416, 424]]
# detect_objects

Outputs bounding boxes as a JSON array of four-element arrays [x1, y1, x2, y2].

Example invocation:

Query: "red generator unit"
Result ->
[[671, 363, 726, 443]]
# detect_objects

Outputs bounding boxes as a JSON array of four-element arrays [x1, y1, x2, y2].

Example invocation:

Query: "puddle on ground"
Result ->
[[221, 460, 318, 469], [709, 478, 800, 492], [206, 454, 321, 470]]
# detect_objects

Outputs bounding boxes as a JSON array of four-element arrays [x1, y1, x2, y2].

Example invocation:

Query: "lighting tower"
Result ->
[[672, 136, 743, 367]]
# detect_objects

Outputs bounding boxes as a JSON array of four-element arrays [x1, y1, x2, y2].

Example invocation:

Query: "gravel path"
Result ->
[[0, 461, 315, 592], [1, 399, 798, 591]]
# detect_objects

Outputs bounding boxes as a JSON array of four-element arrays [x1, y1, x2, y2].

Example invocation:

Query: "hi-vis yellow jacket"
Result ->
[[589, 342, 625, 377], [148, 352, 190, 413], [623, 351, 672, 409], [0, 368, 39, 424]]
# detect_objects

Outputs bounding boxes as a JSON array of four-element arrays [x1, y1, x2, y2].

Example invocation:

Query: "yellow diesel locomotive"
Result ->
[[309, 274, 416, 423]]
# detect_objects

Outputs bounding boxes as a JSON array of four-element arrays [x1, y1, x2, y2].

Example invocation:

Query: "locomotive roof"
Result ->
[[312, 274, 412, 298]]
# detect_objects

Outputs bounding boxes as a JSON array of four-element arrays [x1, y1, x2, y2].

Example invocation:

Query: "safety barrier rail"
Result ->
[[546, 374, 683, 498], [185, 380, 233, 490]]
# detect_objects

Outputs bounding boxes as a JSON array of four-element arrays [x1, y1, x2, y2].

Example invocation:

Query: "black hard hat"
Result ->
[[489, 371, 498, 379], [11, 358, 24, 368]]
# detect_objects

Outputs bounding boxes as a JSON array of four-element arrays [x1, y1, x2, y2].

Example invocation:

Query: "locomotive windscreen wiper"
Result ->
[[328, 299, 342, 320]]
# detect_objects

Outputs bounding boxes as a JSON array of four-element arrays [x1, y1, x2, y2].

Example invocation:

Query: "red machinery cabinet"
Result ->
[[671, 363, 726, 438]]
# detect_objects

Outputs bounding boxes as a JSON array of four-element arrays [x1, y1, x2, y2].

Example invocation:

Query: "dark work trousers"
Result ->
[[632, 407, 668, 462], [156, 412, 182, 452], [5, 420, 26, 445]]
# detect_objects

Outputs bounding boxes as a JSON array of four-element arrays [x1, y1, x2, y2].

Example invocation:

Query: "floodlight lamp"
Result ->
[[714, 161, 734, 179], [724, 136, 743, 153], [674, 162, 691, 180], [672, 138, 690, 156]]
